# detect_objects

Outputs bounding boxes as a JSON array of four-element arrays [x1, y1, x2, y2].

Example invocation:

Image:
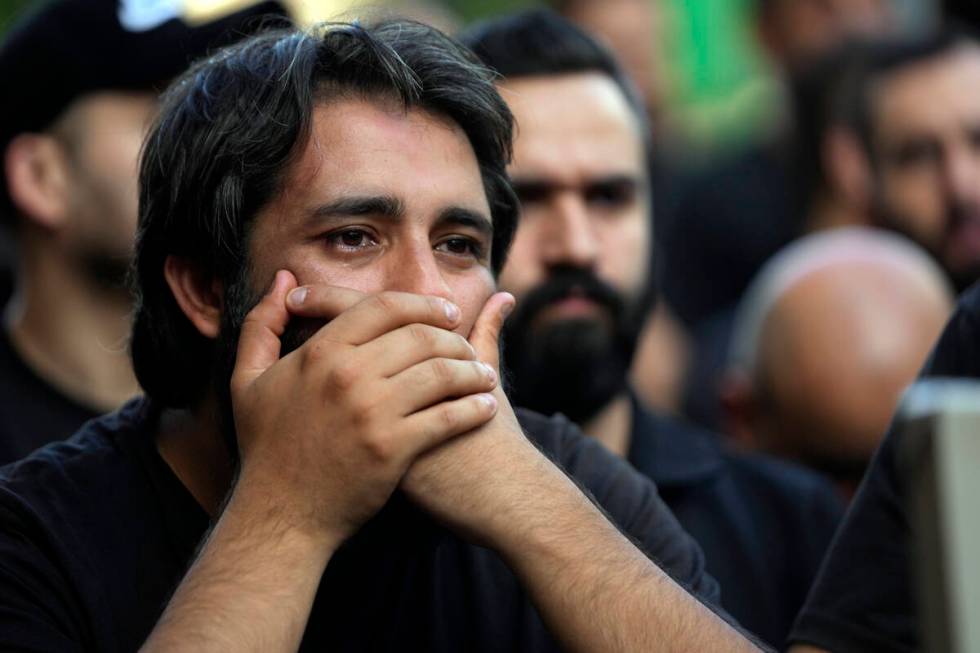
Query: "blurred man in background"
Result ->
[[789, 281, 980, 653], [667, 0, 898, 433], [723, 227, 953, 496], [839, 28, 980, 291], [464, 10, 844, 647], [550, 0, 691, 416], [0, 0, 286, 464]]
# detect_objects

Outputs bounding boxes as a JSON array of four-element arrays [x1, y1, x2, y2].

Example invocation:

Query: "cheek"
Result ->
[[452, 273, 496, 338], [882, 173, 946, 233], [597, 215, 650, 291]]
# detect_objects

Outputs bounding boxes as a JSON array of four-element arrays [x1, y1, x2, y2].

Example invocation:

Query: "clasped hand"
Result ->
[[228, 270, 531, 550]]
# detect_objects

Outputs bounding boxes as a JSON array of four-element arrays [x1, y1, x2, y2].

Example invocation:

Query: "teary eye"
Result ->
[[326, 228, 377, 251], [436, 236, 486, 261]]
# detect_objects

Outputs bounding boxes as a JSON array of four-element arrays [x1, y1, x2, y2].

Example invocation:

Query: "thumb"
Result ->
[[467, 292, 515, 370], [231, 270, 297, 394]]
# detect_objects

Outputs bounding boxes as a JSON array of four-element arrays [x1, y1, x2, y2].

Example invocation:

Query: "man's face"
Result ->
[[870, 45, 980, 290], [497, 73, 652, 423], [55, 91, 157, 287], [241, 97, 496, 347]]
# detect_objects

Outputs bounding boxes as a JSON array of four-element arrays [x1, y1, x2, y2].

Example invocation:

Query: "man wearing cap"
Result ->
[[0, 0, 285, 464]]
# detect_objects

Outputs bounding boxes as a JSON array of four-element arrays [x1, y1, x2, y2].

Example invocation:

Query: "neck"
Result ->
[[581, 392, 633, 458], [157, 396, 235, 516], [6, 240, 139, 412]]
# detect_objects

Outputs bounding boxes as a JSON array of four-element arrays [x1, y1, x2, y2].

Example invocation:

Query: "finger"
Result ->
[[467, 292, 515, 371], [285, 284, 367, 320], [399, 393, 498, 454], [360, 323, 476, 378], [315, 291, 463, 347], [231, 270, 298, 394], [389, 358, 497, 416]]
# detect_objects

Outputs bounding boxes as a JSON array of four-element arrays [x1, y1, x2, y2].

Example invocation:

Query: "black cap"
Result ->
[[0, 0, 289, 215]]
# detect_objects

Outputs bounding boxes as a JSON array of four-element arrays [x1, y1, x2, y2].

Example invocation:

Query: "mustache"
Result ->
[[510, 267, 625, 326]]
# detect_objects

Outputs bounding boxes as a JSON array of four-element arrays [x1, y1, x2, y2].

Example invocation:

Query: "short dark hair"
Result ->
[[460, 8, 649, 138], [459, 8, 659, 302], [843, 26, 980, 162], [131, 19, 518, 408]]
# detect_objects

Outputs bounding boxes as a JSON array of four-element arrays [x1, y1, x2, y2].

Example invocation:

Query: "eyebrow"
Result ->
[[309, 195, 405, 221], [437, 206, 494, 238], [511, 173, 643, 194], [308, 194, 493, 236]]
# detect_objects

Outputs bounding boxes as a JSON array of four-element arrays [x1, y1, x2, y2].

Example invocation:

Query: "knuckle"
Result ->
[[327, 358, 359, 391], [408, 323, 434, 348], [430, 358, 454, 383], [363, 431, 395, 462], [439, 405, 461, 431], [372, 291, 401, 316]]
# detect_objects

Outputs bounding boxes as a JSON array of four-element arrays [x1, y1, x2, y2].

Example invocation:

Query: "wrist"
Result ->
[[479, 444, 590, 553], [226, 465, 348, 561]]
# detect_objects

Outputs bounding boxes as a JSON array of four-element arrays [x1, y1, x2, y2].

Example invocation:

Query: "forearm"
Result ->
[[492, 455, 761, 653], [140, 478, 337, 652]]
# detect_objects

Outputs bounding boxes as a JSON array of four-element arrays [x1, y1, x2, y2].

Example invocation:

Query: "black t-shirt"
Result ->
[[628, 400, 844, 648], [789, 281, 980, 652], [0, 332, 100, 465], [0, 398, 728, 652]]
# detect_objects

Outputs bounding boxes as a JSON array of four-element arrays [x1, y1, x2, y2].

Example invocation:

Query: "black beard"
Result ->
[[874, 199, 980, 292], [501, 267, 652, 424], [211, 270, 331, 462]]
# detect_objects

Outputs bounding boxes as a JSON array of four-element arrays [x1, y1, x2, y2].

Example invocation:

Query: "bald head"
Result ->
[[726, 227, 953, 490]]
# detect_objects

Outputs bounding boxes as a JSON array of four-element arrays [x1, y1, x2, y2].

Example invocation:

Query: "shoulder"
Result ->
[[723, 449, 843, 508], [516, 407, 659, 503], [923, 281, 980, 378], [514, 407, 725, 612], [0, 399, 156, 649], [0, 399, 150, 501], [0, 398, 157, 567]]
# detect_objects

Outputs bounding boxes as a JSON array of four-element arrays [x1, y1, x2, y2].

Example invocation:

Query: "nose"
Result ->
[[540, 191, 599, 270], [387, 239, 454, 301]]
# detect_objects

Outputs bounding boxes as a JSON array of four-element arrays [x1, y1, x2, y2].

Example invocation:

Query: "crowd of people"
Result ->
[[0, 0, 977, 651]]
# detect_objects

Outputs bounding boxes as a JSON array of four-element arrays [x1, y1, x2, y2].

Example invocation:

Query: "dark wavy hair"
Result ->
[[131, 19, 518, 408]]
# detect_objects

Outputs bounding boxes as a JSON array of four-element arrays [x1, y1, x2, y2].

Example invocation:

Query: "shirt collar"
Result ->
[[626, 392, 724, 487]]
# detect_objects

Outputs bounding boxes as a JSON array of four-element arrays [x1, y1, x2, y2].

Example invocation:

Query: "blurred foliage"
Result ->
[[0, 0, 33, 34]]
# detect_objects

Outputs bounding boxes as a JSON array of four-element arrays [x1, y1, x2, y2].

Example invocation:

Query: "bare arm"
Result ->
[[140, 480, 337, 651], [389, 293, 762, 652], [496, 451, 756, 652]]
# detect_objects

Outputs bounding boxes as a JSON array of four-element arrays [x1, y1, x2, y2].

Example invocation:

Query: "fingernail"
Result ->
[[501, 296, 515, 318], [483, 363, 497, 384], [444, 301, 460, 322], [288, 287, 308, 307], [479, 393, 497, 410]]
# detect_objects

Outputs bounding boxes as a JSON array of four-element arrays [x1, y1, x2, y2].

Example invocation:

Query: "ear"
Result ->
[[718, 369, 761, 449], [164, 255, 223, 339], [4, 133, 72, 230], [824, 125, 873, 220]]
